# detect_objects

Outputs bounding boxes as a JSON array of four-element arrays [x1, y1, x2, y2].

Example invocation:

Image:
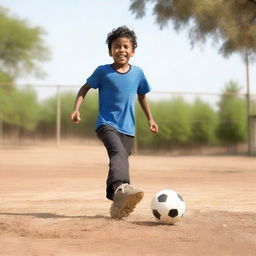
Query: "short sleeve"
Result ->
[[137, 70, 151, 94], [86, 66, 102, 89]]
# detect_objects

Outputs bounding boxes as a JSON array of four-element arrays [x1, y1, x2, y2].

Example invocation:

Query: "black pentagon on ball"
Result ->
[[152, 209, 161, 219], [168, 209, 179, 218], [177, 193, 184, 202], [158, 193, 168, 202]]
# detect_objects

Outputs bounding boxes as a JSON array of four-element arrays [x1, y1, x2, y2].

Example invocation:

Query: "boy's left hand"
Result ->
[[149, 120, 159, 134]]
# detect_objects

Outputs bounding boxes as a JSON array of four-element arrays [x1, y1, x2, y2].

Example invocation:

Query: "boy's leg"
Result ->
[[96, 125, 143, 219], [96, 125, 132, 200], [111, 132, 135, 190]]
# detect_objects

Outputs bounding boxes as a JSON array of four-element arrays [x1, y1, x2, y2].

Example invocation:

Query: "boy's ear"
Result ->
[[109, 50, 112, 57], [131, 47, 135, 57]]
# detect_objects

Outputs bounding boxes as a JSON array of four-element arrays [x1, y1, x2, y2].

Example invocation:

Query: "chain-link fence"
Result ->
[[0, 83, 255, 155]]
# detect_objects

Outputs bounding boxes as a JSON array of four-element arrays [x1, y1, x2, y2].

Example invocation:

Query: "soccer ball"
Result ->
[[151, 189, 186, 224]]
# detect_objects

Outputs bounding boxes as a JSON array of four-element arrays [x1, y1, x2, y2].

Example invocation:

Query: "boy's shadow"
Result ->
[[0, 212, 165, 226], [0, 212, 111, 220]]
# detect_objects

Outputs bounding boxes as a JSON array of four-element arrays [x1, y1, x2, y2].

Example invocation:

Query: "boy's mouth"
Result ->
[[118, 54, 126, 59]]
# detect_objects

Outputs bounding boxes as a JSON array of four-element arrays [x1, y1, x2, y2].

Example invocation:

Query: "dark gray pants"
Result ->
[[96, 125, 134, 200]]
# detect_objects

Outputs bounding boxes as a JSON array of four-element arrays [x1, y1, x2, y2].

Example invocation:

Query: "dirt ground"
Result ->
[[0, 142, 255, 256]]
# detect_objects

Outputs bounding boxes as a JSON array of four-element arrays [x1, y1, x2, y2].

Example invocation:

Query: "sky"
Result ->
[[1, 0, 255, 99]]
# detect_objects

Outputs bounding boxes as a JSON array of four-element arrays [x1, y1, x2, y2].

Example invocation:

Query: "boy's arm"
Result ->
[[70, 83, 91, 123], [137, 94, 159, 134]]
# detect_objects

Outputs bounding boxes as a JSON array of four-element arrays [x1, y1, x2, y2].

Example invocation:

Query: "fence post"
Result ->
[[249, 116, 256, 156], [0, 119, 3, 144], [245, 50, 252, 155], [56, 85, 61, 146]]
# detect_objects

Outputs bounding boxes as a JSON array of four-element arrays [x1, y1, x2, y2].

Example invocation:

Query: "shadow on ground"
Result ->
[[0, 212, 111, 220]]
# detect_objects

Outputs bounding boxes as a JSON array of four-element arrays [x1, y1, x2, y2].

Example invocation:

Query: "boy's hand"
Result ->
[[149, 119, 159, 134], [70, 110, 81, 124]]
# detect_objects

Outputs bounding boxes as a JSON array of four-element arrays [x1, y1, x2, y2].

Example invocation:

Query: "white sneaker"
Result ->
[[110, 183, 144, 219]]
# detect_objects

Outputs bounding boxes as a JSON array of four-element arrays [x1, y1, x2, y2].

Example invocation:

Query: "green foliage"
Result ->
[[79, 91, 98, 136], [159, 98, 191, 145], [0, 6, 50, 79], [0, 5, 49, 134], [136, 96, 219, 149], [130, 0, 256, 56], [0, 71, 13, 83], [216, 81, 247, 143], [0, 86, 40, 130], [38, 91, 98, 137], [60, 91, 98, 137], [37, 95, 56, 135], [0, 83, 248, 148], [189, 98, 217, 144]]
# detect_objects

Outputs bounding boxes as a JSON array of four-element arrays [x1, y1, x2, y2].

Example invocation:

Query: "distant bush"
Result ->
[[216, 81, 247, 144], [136, 97, 218, 149], [37, 90, 98, 138], [0, 86, 39, 130], [189, 98, 217, 144], [0, 81, 248, 150]]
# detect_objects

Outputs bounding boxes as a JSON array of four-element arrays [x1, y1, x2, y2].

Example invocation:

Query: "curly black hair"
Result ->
[[106, 26, 137, 51]]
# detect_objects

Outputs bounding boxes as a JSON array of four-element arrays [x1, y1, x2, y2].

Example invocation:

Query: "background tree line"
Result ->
[[1, 2, 255, 151], [0, 5, 49, 137], [0, 80, 249, 150]]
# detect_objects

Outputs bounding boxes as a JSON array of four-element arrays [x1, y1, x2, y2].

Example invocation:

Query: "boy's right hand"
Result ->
[[70, 110, 81, 123]]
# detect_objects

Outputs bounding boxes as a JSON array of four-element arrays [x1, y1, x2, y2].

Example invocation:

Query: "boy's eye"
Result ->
[[113, 45, 130, 49]]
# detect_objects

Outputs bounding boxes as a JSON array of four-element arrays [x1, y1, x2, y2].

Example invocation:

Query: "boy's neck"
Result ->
[[112, 63, 131, 74]]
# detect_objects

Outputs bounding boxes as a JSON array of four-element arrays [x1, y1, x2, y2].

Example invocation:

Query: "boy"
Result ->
[[71, 26, 158, 219]]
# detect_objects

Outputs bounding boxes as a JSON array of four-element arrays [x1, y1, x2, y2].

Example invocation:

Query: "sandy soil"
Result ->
[[0, 143, 255, 256]]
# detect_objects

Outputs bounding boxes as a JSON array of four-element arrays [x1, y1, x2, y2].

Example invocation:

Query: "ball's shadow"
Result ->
[[130, 220, 174, 226]]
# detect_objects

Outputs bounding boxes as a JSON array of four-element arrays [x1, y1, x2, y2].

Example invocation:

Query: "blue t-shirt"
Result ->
[[86, 64, 151, 136]]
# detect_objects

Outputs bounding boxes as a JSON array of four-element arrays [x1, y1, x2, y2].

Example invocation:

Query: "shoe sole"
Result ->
[[110, 191, 144, 219]]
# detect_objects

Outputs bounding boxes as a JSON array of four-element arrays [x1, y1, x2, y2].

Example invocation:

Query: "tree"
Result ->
[[190, 98, 217, 144], [0, 5, 50, 138], [0, 6, 50, 82], [37, 91, 98, 138], [130, 0, 256, 56], [0, 86, 40, 130], [136, 97, 191, 149], [216, 81, 247, 145], [130, 0, 255, 154]]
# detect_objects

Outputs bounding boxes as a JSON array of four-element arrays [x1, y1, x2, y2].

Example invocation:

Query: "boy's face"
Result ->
[[109, 37, 135, 66]]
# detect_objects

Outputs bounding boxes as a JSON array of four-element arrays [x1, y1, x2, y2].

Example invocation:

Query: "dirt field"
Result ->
[[0, 142, 255, 256]]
